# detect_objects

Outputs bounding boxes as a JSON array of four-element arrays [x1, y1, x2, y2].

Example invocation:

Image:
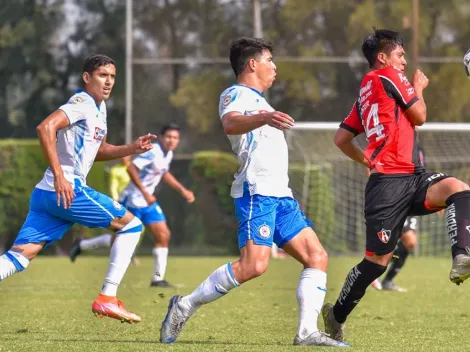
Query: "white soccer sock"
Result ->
[[180, 262, 239, 315], [296, 268, 327, 339], [152, 247, 168, 282], [80, 233, 112, 251], [0, 250, 30, 281], [101, 218, 142, 296]]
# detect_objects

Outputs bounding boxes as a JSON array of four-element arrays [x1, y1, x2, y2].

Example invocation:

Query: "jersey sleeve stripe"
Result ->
[[404, 96, 419, 110], [378, 75, 406, 105], [340, 122, 359, 135]]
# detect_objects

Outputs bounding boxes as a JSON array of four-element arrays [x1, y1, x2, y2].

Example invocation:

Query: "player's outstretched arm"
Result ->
[[95, 133, 157, 161], [37, 110, 75, 208], [162, 172, 195, 203], [334, 128, 369, 168], [222, 111, 294, 135]]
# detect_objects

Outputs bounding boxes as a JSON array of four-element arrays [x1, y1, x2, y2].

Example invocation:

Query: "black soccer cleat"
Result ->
[[150, 280, 174, 288]]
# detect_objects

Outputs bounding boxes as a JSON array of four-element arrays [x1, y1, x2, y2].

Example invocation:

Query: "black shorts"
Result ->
[[365, 172, 449, 255], [402, 216, 419, 233]]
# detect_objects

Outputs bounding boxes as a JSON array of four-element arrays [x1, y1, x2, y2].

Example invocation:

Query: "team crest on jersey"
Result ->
[[258, 224, 271, 239], [377, 228, 391, 243], [71, 96, 83, 104], [94, 127, 106, 141], [112, 200, 123, 210], [223, 95, 232, 106]]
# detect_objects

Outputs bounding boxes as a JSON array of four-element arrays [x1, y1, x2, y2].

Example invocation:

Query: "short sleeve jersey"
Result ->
[[219, 84, 292, 198], [121, 143, 173, 208], [341, 66, 422, 174], [36, 90, 107, 191]]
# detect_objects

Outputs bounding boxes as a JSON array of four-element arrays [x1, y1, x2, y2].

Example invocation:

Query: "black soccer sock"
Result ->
[[445, 190, 470, 258], [333, 259, 387, 324], [383, 241, 409, 282]]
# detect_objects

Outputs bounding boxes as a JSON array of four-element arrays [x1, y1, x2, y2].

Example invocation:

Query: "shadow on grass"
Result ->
[[1, 335, 286, 346]]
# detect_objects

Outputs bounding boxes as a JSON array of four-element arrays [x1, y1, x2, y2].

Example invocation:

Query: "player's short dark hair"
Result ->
[[362, 28, 404, 68], [160, 123, 180, 136], [83, 54, 115, 75], [229, 37, 274, 77]]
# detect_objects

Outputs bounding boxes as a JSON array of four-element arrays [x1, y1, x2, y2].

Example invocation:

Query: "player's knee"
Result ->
[[305, 246, 328, 268], [116, 216, 143, 235], [253, 259, 269, 278], [243, 258, 269, 280], [448, 178, 470, 194]]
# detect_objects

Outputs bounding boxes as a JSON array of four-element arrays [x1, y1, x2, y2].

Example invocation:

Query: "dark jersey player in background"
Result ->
[[371, 144, 425, 292], [321, 28, 470, 343]]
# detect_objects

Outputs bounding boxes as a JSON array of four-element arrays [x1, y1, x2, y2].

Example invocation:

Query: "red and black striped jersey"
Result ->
[[341, 66, 423, 174]]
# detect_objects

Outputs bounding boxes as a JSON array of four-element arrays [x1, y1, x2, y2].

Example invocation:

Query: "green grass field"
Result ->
[[0, 256, 469, 352]]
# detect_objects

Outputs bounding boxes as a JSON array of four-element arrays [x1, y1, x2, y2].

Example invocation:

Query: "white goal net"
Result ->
[[287, 122, 470, 256]]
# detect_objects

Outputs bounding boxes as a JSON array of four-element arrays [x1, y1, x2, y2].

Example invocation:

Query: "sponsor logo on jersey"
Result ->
[[258, 224, 271, 239], [377, 228, 391, 243], [94, 127, 106, 141], [407, 87, 415, 96], [398, 72, 411, 86]]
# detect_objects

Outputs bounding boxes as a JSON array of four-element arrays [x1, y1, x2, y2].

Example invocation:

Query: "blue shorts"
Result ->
[[234, 188, 312, 249], [127, 202, 166, 226], [14, 186, 126, 247]]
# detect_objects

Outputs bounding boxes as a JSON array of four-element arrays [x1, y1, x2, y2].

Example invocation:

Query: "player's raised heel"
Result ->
[[91, 295, 141, 324], [449, 254, 470, 285], [322, 303, 346, 342], [293, 331, 350, 347], [160, 295, 190, 343]]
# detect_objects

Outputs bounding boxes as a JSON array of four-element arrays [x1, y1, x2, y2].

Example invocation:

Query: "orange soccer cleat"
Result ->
[[92, 294, 142, 324]]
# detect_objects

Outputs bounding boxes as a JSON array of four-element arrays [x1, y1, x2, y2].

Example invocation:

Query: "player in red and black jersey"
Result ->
[[322, 28, 470, 343]]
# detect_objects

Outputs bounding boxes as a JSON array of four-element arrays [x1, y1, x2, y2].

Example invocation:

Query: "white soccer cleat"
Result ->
[[294, 331, 350, 347], [160, 295, 190, 343], [371, 278, 382, 290]]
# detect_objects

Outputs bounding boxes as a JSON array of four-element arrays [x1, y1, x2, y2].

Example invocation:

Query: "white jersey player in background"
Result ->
[[71, 123, 195, 288], [159, 37, 348, 347], [0, 54, 156, 324]]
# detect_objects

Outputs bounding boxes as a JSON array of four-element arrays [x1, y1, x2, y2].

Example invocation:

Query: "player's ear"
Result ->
[[247, 57, 257, 72], [82, 71, 91, 84], [377, 52, 388, 66]]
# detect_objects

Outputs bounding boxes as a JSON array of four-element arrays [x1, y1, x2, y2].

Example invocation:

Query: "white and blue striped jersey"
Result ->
[[36, 90, 107, 191], [219, 84, 292, 199], [121, 143, 173, 208]]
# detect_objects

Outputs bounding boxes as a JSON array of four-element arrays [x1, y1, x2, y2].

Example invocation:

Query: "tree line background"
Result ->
[[3, 0, 470, 148]]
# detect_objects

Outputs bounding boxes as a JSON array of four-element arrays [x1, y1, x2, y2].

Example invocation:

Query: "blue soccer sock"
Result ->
[[0, 250, 30, 281], [180, 262, 239, 315]]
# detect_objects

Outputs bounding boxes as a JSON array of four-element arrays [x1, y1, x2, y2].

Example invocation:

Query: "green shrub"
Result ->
[[0, 139, 108, 250]]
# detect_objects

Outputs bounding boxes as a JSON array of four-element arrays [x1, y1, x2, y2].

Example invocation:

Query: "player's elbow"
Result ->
[[36, 121, 52, 137]]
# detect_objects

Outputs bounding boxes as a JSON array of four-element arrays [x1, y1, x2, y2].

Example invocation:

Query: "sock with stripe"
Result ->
[[180, 262, 239, 316], [0, 250, 30, 281]]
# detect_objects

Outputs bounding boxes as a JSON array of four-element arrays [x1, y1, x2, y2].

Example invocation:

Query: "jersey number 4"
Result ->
[[364, 103, 385, 141]]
